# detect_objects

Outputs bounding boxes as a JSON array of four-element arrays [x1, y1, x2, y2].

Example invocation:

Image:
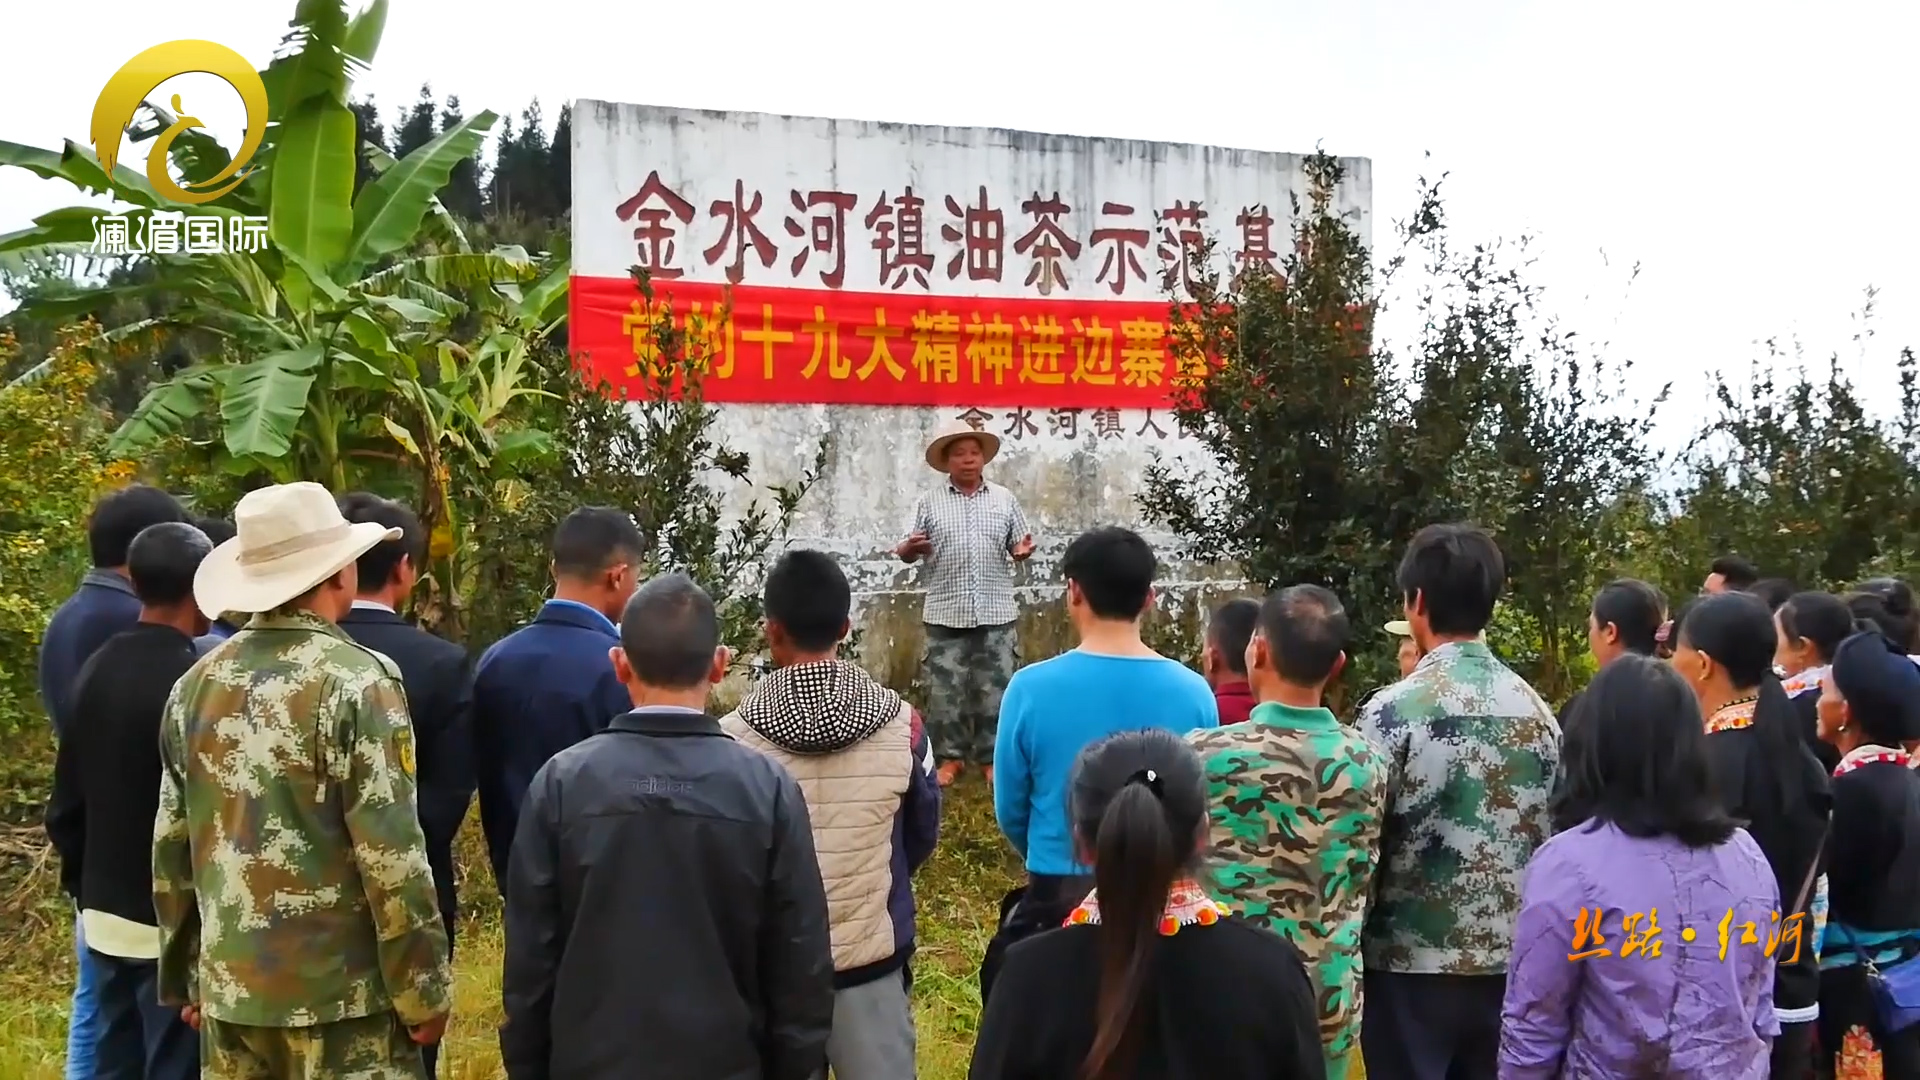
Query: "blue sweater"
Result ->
[[993, 650, 1219, 875], [38, 570, 141, 737]]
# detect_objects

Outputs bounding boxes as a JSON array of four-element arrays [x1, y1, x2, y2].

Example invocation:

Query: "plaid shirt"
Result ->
[[910, 479, 1030, 629]]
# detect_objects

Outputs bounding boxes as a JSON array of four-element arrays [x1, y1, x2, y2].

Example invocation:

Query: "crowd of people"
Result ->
[[29, 418, 1920, 1080]]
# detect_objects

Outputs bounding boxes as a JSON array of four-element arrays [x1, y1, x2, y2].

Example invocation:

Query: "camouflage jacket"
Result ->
[[1189, 701, 1384, 1075], [154, 610, 452, 1027], [1356, 639, 1560, 975]]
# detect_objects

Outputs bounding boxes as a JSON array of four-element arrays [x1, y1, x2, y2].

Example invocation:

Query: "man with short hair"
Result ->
[[1357, 523, 1560, 1080], [337, 493, 475, 1079], [1189, 585, 1384, 1080], [475, 507, 643, 889], [896, 418, 1035, 786], [39, 482, 185, 1080], [1201, 597, 1261, 725], [502, 574, 835, 1080], [984, 526, 1217, 997], [720, 550, 940, 1080], [1704, 554, 1759, 594], [155, 481, 451, 1079], [189, 516, 241, 653], [46, 522, 212, 1080]]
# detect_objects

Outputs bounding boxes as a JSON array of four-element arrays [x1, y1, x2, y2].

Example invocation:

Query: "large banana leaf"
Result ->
[[0, 140, 161, 207], [219, 342, 324, 459], [260, 0, 354, 120], [358, 250, 538, 294], [360, 143, 468, 252], [134, 102, 262, 216], [109, 366, 222, 455], [342, 0, 389, 66], [519, 259, 571, 326], [269, 97, 357, 269], [340, 111, 496, 274]]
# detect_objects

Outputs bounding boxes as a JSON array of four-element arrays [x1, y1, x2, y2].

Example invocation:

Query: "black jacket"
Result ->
[[969, 918, 1326, 1080], [339, 604, 476, 941], [46, 624, 198, 927], [1707, 720, 1831, 1016], [500, 708, 834, 1080]]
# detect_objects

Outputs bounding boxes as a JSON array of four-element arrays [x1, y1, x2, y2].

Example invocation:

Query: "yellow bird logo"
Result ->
[[90, 39, 268, 205]]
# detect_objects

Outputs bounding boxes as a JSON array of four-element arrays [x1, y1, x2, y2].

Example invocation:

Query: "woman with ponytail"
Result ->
[[1673, 592, 1834, 1078], [1776, 591, 1855, 772], [967, 729, 1323, 1080]]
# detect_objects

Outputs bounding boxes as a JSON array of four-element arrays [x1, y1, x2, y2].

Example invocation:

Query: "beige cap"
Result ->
[[925, 418, 1001, 471], [194, 482, 399, 616], [1384, 620, 1412, 637]]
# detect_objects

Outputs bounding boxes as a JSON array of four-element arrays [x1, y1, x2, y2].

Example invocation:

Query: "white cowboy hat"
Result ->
[[194, 482, 400, 617], [1384, 620, 1412, 637], [925, 418, 1001, 471]]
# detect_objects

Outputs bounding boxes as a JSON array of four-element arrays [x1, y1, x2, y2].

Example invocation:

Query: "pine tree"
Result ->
[[547, 104, 572, 217], [439, 95, 487, 220], [393, 83, 437, 159], [349, 96, 387, 195]]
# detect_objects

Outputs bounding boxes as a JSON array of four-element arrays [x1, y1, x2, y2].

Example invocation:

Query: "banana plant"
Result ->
[[0, 0, 564, 492]]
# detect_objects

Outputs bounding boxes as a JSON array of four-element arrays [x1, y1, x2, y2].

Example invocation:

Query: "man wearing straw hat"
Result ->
[[154, 482, 452, 1079], [895, 419, 1035, 787]]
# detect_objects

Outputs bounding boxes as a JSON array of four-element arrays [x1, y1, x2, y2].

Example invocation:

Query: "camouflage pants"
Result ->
[[921, 621, 1019, 765], [203, 1012, 426, 1080]]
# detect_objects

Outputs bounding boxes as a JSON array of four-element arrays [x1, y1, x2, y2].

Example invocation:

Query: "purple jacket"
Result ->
[[1500, 820, 1780, 1079]]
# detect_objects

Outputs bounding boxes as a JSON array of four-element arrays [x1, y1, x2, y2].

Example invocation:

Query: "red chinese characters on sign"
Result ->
[[866, 189, 935, 290], [785, 190, 859, 289], [615, 171, 697, 279], [572, 274, 1183, 409], [704, 181, 778, 284], [1013, 192, 1080, 296]]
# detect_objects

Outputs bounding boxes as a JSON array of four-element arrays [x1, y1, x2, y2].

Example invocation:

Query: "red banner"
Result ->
[[570, 275, 1198, 408]]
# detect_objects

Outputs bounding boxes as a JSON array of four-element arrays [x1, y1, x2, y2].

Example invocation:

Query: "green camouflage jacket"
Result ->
[[1355, 639, 1560, 975], [154, 610, 452, 1027], [1189, 701, 1384, 1078]]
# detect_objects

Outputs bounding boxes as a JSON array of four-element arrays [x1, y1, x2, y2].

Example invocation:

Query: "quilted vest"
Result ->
[[720, 700, 913, 971]]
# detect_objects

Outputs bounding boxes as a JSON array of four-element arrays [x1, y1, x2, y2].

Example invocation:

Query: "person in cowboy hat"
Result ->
[[896, 418, 1035, 787], [152, 482, 452, 1080]]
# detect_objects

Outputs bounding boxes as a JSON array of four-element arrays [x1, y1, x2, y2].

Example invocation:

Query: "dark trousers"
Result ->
[[1770, 1020, 1813, 1079], [978, 873, 1093, 1005], [1362, 971, 1505, 1080], [90, 951, 197, 1080]]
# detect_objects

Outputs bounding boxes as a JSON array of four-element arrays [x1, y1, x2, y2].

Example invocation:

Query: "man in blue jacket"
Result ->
[[38, 483, 184, 1080], [475, 506, 643, 891]]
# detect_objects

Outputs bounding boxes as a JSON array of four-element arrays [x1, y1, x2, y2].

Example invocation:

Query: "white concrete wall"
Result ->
[[571, 101, 1372, 680]]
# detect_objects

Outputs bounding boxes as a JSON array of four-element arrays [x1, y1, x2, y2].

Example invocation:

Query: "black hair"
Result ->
[[1068, 728, 1207, 1080], [126, 522, 213, 606], [1553, 655, 1738, 846], [1061, 527, 1157, 621], [1831, 630, 1920, 746], [1396, 523, 1504, 636], [1709, 555, 1759, 590], [1746, 577, 1796, 611], [764, 549, 849, 653], [1848, 578, 1918, 654], [1205, 598, 1261, 677], [618, 573, 719, 689], [1260, 585, 1349, 684], [1677, 590, 1826, 816], [552, 507, 644, 580], [337, 493, 425, 592], [1591, 578, 1665, 657], [1677, 590, 1778, 688], [86, 485, 186, 567], [190, 515, 236, 547], [1777, 591, 1854, 664]]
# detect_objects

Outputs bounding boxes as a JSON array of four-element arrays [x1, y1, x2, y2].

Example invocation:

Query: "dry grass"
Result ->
[[0, 778, 1020, 1080]]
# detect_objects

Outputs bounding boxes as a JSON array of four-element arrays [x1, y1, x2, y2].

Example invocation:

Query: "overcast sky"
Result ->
[[6, 0, 1916, 453]]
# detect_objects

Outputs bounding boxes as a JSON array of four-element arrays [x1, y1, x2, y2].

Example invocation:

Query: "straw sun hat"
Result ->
[[1384, 620, 1412, 637], [924, 418, 1002, 471], [194, 482, 400, 618]]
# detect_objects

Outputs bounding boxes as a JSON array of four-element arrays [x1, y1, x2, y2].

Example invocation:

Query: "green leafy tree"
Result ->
[[463, 271, 824, 655]]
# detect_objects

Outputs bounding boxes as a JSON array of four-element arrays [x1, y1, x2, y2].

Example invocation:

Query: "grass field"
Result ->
[[0, 777, 1022, 1080]]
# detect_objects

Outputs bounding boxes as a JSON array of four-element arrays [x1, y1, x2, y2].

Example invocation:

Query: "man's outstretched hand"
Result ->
[[1010, 534, 1036, 561], [409, 1013, 450, 1046], [896, 532, 934, 561]]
